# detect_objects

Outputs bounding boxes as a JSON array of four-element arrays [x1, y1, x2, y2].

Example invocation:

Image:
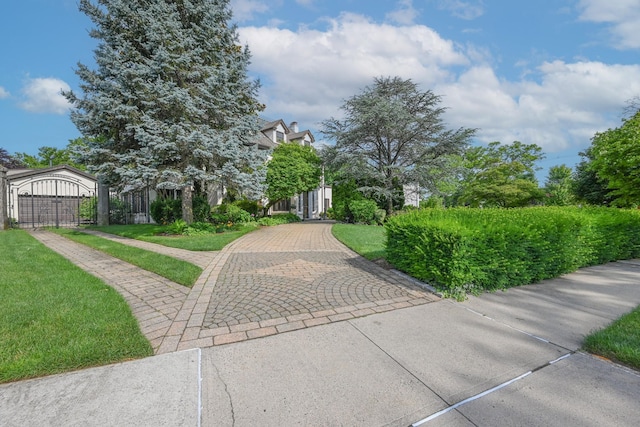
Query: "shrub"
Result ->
[[193, 195, 211, 223], [150, 197, 181, 224], [257, 213, 301, 226], [349, 199, 378, 224], [385, 207, 640, 298], [234, 199, 260, 216], [210, 204, 252, 224], [374, 209, 387, 225], [109, 197, 131, 225]]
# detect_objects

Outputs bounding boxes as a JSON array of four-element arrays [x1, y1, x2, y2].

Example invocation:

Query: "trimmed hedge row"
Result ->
[[385, 207, 640, 296]]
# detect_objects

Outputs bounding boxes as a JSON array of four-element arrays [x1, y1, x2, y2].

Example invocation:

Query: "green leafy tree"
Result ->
[[589, 112, 640, 206], [321, 76, 475, 215], [265, 142, 321, 211], [0, 148, 25, 168], [65, 0, 267, 223], [544, 164, 575, 206], [14, 140, 87, 170], [572, 148, 613, 205], [459, 141, 545, 207]]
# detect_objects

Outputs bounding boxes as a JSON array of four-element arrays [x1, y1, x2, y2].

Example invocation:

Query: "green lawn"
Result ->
[[332, 223, 386, 260], [51, 228, 202, 287], [583, 306, 640, 371], [0, 230, 153, 384], [88, 223, 258, 251]]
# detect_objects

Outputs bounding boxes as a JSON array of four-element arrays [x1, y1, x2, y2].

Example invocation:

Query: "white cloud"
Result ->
[[230, 0, 271, 22], [0, 86, 9, 99], [239, 13, 640, 155], [19, 77, 71, 114], [240, 13, 468, 125], [438, 0, 485, 20], [439, 61, 640, 152], [578, 0, 640, 49], [386, 0, 420, 25]]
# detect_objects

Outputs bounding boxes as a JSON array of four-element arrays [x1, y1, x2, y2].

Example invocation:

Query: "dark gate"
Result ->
[[14, 177, 96, 228]]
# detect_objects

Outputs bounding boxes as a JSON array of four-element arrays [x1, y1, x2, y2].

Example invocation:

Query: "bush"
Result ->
[[257, 213, 301, 226], [193, 195, 211, 223], [150, 198, 182, 224], [349, 199, 378, 224], [385, 207, 640, 299], [109, 197, 131, 225], [234, 199, 260, 216], [210, 204, 252, 225]]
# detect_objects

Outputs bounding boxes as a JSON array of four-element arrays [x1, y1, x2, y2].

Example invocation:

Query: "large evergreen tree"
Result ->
[[321, 76, 475, 215], [65, 0, 267, 222]]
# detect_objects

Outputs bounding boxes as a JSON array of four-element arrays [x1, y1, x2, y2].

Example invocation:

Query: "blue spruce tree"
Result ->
[[65, 0, 267, 222]]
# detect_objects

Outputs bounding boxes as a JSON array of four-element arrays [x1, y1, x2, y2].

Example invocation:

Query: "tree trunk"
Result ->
[[182, 184, 194, 224]]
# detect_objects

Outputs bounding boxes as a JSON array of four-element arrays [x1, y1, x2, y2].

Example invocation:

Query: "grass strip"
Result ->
[[88, 223, 257, 251], [0, 230, 153, 383], [52, 228, 202, 287], [332, 223, 387, 260], [583, 306, 640, 371]]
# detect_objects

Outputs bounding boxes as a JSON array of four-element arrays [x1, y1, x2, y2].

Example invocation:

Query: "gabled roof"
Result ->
[[6, 164, 96, 182], [258, 118, 291, 134], [288, 130, 315, 143]]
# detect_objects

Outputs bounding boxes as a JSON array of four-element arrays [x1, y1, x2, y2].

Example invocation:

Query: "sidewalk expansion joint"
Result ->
[[411, 353, 573, 426]]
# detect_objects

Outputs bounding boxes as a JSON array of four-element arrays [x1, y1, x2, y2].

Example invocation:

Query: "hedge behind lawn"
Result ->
[[385, 207, 640, 297]]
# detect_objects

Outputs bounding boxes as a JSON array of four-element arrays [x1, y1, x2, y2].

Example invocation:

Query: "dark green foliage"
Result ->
[[150, 197, 182, 224], [108, 197, 131, 225], [193, 195, 211, 222], [234, 198, 260, 216], [210, 203, 252, 224], [385, 207, 640, 298], [348, 199, 378, 224]]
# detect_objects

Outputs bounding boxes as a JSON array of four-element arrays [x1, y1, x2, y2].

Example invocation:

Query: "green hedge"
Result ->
[[385, 207, 640, 297]]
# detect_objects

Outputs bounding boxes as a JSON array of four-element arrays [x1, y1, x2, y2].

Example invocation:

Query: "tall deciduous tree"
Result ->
[[65, 0, 267, 222], [458, 141, 545, 207], [589, 112, 640, 206], [265, 142, 321, 211], [14, 140, 87, 170], [321, 76, 475, 214]]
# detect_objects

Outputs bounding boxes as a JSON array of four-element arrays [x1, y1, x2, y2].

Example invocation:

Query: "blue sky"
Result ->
[[2, 0, 639, 179]]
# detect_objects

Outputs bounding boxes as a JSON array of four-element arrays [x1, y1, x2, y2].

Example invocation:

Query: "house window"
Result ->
[[276, 131, 285, 142]]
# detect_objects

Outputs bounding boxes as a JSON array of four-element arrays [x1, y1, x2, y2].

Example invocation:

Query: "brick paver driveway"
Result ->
[[32, 222, 439, 354]]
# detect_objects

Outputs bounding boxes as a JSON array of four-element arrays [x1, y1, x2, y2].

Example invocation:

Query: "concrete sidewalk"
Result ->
[[2, 260, 639, 426]]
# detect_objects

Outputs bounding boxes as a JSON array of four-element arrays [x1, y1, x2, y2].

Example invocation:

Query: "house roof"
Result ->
[[288, 130, 315, 143], [258, 118, 291, 133], [6, 165, 96, 182]]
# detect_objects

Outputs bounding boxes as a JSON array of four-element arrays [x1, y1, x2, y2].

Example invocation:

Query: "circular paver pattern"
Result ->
[[204, 251, 419, 328]]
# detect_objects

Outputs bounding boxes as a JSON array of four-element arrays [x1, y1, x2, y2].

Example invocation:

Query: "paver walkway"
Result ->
[[30, 222, 439, 354]]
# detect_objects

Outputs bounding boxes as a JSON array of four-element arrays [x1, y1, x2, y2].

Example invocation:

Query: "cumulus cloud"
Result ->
[[240, 13, 468, 125], [386, 0, 420, 25], [19, 77, 71, 114], [230, 0, 271, 22], [239, 12, 640, 155], [578, 0, 640, 49], [439, 61, 640, 151], [0, 86, 9, 99]]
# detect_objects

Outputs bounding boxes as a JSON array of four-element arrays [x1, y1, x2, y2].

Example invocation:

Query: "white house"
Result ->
[[258, 118, 332, 220]]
